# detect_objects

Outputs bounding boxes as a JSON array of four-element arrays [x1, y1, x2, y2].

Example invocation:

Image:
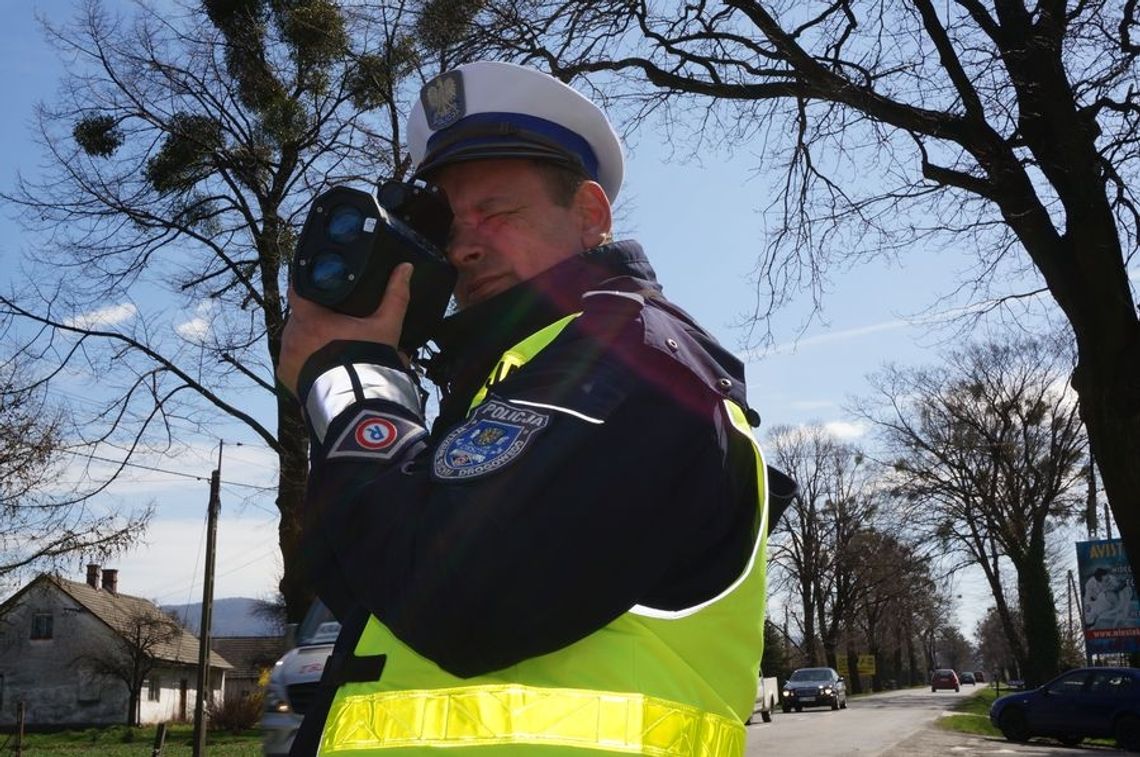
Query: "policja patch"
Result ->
[[433, 399, 550, 480]]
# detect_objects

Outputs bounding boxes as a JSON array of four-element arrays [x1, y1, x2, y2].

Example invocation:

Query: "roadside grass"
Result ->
[[935, 685, 1002, 737], [0, 724, 261, 756]]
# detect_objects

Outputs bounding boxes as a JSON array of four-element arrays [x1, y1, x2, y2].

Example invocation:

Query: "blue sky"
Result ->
[[0, 0, 1116, 637]]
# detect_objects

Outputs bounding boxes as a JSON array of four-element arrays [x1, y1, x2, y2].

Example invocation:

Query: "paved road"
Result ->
[[745, 685, 1125, 756]]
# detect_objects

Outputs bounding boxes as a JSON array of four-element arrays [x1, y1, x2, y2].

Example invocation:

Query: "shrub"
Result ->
[[207, 690, 265, 734]]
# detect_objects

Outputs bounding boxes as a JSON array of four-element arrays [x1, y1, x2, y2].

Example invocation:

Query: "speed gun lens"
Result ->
[[326, 204, 365, 244], [310, 252, 351, 291]]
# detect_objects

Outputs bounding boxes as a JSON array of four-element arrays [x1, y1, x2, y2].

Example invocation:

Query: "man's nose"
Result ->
[[447, 225, 485, 267]]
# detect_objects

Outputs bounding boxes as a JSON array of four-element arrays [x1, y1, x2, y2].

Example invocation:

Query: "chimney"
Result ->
[[102, 568, 118, 595], [86, 563, 101, 589]]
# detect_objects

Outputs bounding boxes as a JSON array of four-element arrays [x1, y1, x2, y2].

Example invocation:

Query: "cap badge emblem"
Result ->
[[422, 71, 465, 131]]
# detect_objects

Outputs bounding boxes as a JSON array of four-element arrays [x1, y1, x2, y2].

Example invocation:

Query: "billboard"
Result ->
[[1076, 538, 1140, 655]]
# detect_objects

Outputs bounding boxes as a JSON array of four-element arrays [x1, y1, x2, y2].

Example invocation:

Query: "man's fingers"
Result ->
[[377, 263, 413, 327], [277, 265, 412, 398]]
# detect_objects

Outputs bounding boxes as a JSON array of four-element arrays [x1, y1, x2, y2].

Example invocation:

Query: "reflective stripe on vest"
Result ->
[[321, 684, 745, 755]]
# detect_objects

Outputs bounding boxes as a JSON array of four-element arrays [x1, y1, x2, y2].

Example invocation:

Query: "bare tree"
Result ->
[[437, 0, 1140, 577], [975, 604, 1024, 681], [859, 336, 1087, 685], [936, 625, 975, 673], [2, 0, 434, 621], [74, 608, 182, 726], [766, 424, 876, 669], [846, 529, 928, 691], [0, 341, 149, 579]]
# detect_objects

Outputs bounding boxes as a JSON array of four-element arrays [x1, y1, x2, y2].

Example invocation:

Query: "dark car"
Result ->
[[959, 671, 976, 685], [989, 666, 1140, 751], [931, 668, 960, 692], [781, 667, 848, 712], [974, 671, 987, 683]]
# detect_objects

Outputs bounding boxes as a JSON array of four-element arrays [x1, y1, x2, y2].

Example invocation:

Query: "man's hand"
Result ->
[[277, 262, 413, 398]]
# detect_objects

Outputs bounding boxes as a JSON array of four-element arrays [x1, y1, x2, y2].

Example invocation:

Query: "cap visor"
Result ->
[[415, 141, 585, 179]]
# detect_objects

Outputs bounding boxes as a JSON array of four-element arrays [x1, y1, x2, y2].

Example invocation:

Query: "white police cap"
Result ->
[[408, 61, 624, 201]]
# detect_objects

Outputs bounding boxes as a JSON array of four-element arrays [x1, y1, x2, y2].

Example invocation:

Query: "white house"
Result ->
[[0, 565, 231, 727]]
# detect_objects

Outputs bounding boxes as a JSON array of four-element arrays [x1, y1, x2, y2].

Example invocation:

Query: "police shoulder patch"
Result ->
[[326, 409, 424, 462], [432, 400, 550, 481]]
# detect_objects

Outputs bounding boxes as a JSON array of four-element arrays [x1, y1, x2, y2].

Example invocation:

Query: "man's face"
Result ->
[[432, 159, 600, 308]]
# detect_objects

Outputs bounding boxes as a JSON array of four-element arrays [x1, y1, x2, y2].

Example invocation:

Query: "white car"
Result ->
[[262, 602, 341, 756], [750, 672, 780, 723]]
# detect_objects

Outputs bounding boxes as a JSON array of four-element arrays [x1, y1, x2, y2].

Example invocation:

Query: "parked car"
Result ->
[[262, 601, 342, 756], [931, 668, 960, 692], [989, 666, 1140, 751], [748, 670, 780, 724], [959, 671, 976, 685], [781, 667, 848, 712], [973, 671, 987, 683]]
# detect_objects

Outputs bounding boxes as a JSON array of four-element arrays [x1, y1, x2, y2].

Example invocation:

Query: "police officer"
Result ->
[[278, 60, 790, 756]]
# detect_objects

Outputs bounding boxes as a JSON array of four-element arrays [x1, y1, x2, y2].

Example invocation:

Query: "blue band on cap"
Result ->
[[423, 112, 600, 181]]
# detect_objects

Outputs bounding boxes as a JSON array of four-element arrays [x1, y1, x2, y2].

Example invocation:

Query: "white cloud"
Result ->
[[824, 420, 867, 440], [746, 319, 911, 360], [175, 301, 215, 342], [107, 515, 282, 604], [175, 318, 209, 341], [64, 303, 137, 330], [791, 399, 837, 411], [741, 298, 1032, 364]]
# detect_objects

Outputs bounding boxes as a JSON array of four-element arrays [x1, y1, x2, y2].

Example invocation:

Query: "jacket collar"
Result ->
[[425, 241, 657, 419]]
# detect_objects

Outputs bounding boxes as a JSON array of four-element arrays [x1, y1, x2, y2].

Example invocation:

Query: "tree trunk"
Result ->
[[258, 209, 314, 625], [989, 577, 1029, 678], [1073, 339, 1140, 575], [1015, 549, 1062, 687], [800, 589, 818, 666], [127, 688, 139, 727], [844, 644, 861, 694], [905, 623, 919, 685], [277, 397, 310, 624]]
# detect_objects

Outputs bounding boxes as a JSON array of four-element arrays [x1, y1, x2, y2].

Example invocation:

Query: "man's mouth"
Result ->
[[464, 275, 505, 303]]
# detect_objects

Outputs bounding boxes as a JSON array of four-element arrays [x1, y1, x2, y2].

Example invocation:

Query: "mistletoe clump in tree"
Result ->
[[4, 0, 431, 621]]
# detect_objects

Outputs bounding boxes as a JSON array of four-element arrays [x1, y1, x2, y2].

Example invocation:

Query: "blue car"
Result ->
[[989, 666, 1140, 750]]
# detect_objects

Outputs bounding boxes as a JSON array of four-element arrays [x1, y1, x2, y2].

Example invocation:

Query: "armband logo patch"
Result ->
[[432, 400, 550, 480], [327, 410, 423, 461]]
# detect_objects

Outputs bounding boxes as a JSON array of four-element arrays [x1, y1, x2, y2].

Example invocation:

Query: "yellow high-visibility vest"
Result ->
[[319, 310, 769, 756]]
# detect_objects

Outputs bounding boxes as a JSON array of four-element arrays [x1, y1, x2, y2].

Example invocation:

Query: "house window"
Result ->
[[147, 677, 161, 702], [30, 613, 53, 640]]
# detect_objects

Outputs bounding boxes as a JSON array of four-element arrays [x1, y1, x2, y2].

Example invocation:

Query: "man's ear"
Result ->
[[573, 181, 613, 248]]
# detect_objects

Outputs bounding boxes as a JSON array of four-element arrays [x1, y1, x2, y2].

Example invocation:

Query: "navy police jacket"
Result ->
[[296, 241, 787, 687]]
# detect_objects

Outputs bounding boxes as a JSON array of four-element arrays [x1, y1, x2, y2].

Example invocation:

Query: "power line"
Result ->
[[57, 447, 275, 492]]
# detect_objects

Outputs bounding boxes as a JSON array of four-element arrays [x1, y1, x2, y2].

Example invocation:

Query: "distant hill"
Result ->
[[162, 597, 282, 637]]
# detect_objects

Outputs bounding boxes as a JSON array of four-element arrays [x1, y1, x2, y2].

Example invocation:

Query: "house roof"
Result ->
[[211, 636, 286, 679], [35, 575, 232, 670]]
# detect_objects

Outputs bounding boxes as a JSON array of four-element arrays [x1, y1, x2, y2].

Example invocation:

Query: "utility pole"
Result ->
[[192, 442, 222, 757], [1086, 460, 1098, 540], [1066, 570, 1074, 644], [1070, 570, 1091, 666]]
